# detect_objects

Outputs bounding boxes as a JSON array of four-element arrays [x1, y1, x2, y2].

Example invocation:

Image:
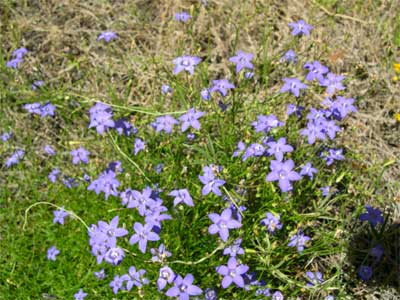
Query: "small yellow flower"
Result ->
[[393, 75, 399, 82], [395, 112, 400, 122], [394, 63, 400, 73]]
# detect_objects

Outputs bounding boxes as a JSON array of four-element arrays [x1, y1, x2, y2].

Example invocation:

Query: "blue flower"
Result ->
[[359, 205, 384, 227]]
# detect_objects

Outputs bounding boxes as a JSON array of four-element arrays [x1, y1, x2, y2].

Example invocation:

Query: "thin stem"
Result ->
[[108, 132, 152, 184], [168, 245, 224, 265], [23, 201, 90, 231], [222, 186, 245, 219]]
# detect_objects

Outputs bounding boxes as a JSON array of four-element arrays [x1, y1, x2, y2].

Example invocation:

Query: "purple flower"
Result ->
[[6, 58, 23, 69], [272, 291, 284, 300], [321, 73, 345, 95], [320, 186, 331, 197], [97, 31, 117, 42], [300, 162, 317, 179], [145, 201, 172, 231], [179, 108, 204, 132], [43, 145, 56, 156], [209, 79, 235, 97], [306, 271, 324, 286], [40, 102, 56, 117], [151, 243, 172, 263], [280, 78, 307, 97], [320, 119, 341, 140], [300, 121, 326, 144], [162, 84, 173, 94], [47, 246, 60, 261], [134, 138, 145, 155], [208, 208, 242, 242], [87, 170, 120, 200], [32, 80, 44, 90], [121, 266, 149, 290], [288, 230, 310, 253], [129, 222, 160, 253], [216, 257, 249, 288], [94, 269, 106, 280], [358, 265, 373, 281], [252, 115, 284, 133], [109, 275, 125, 294], [223, 238, 244, 257], [229, 50, 254, 73], [266, 159, 301, 192], [281, 49, 296, 63], [242, 143, 265, 161], [266, 137, 293, 161], [359, 205, 384, 227], [24, 102, 42, 114], [175, 12, 192, 23], [169, 188, 194, 207], [157, 266, 175, 291], [233, 141, 246, 157], [88, 103, 115, 135], [166, 274, 202, 299], [53, 206, 69, 225], [5, 149, 24, 168], [322, 148, 344, 166], [104, 247, 125, 265], [199, 166, 225, 196], [201, 88, 211, 100], [288, 20, 313, 36], [152, 115, 179, 133], [287, 104, 304, 118], [261, 212, 282, 234], [124, 188, 156, 215], [48, 168, 60, 183], [70, 147, 90, 165], [326, 96, 357, 120], [13, 47, 28, 59], [204, 288, 217, 300], [98, 215, 128, 247], [114, 118, 136, 136], [304, 61, 329, 82], [74, 289, 87, 300], [173, 55, 201, 75], [1, 132, 12, 142]]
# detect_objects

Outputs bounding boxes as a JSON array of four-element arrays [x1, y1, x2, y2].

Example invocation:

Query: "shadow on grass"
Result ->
[[347, 215, 400, 289]]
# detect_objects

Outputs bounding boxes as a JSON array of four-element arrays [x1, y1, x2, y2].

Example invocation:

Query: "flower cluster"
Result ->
[[24, 102, 55, 117], [88, 170, 120, 199], [88, 216, 128, 265], [5, 149, 25, 168], [7, 47, 28, 69], [88, 102, 115, 135]]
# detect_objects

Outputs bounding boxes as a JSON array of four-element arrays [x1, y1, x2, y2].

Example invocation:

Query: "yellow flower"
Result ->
[[394, 63, 400, 73], [395, 112, 400, 122]]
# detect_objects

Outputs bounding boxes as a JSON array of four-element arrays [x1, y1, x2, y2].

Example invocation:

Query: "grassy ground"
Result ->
[[1, 1, 399, 299]]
